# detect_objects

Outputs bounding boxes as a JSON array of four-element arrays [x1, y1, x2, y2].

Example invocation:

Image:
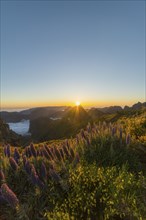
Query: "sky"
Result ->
[[1, 0, 145, 110]]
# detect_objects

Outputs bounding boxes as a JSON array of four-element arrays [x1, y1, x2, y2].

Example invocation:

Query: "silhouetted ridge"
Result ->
[[64, 105, 90, 122]]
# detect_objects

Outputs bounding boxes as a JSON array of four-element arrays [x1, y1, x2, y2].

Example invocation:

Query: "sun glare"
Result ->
[[75, 101, 80, 106]]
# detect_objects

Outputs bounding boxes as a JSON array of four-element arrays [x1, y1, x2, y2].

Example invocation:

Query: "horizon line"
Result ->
[[0, 101, 145, 112]]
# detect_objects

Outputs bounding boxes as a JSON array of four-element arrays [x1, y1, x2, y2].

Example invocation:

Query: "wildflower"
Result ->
[[126, 134, 131, 145], [40, 162, 47, 179], [103, 121, 107, 130], [31, 165, 44, 188], [119, 127, 123, 140], [54, 147, 62, 161], [4, 146, 7, 156], [80, 129, 86, 139], [0, 194, 6, 204], [45, 145, 54, 159], [86, 122, 91, 132], [0, 170, 5, 182], [65, 139, 70, 150], [27, 147, 32, 157], [14, 148, 20, 164], [24, 161, 32, 175], [22, 155, 27, 166], [73, 152, 80, 167], [42, 147, 51, 160], [5, 145, 11, 157], [63, 145, 70, 157], [59, 148, 65, 160], [36, 176, 45, 189], [50, 147, 55, 158], [76, 135, 80, 145], [69, 146, 75, 159], [44, 144, 50, 153], [0, 188, 6, 204], [1, 183, 19, 208], [36, 149, 39, 156], [31, 164, 37, 184], [40, 149, 44, 157], [31, 164, 36, 174], [84, 136, 90, 146], [9, 157, 18, 171], [25, 147, 29, 157], [30, 143, 37, 157]]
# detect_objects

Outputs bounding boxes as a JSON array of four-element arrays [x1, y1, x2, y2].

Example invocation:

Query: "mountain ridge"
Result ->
[[1, 102, 145, 123]]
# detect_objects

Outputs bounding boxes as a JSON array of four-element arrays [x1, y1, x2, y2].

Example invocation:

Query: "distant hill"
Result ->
[[0, 106, 68, 123], [88, 108, 106, 120], [0, 118, 21, 146], [1, 102, 145, 123], [29, 106, 91, 142], [124, 102, 146, 111], [64, 105, 90, 123], [97, 106, 122, 114], [0, 111, 26, 123]]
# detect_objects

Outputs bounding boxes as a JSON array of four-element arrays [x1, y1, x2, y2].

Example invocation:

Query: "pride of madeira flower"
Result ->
[[1, 183, 19, 208]]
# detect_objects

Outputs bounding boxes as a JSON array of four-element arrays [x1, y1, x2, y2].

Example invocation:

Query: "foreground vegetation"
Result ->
[[0, 112, 146, 219]]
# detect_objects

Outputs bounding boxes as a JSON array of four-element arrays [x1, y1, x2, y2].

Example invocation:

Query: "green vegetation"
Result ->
[[29, 106, 91, 142], [0, 118, 21, 146], [0, 109, 146, 219]]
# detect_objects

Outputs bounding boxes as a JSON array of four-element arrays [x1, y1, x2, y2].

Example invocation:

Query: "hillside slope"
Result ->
[[0, 118, 21, 146], [0, 113, 146, 219]]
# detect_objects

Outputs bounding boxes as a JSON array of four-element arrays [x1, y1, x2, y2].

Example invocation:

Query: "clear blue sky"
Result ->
[[1, 0, 145, 109]]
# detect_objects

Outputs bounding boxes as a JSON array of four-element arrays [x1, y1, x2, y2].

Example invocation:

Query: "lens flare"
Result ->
[[75, 101, 80, 106]]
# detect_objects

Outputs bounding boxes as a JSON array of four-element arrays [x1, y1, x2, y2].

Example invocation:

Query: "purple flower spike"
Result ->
[[42, 147, 51, 160], [4, 146, 7, 156], [76, 135, 80, 145], [85, 136, 90, 146], [40, 162, 47, 179], [59, 148, 65, 160], [81, 129, 86, 139], [0, 188, 6, 204], [69, 146, 75, 159], [31, 165, 44, 188], [54, 147, 62, 161], [24, 161, 32, 175], [31, 165, 38, 184], [27, 147, 32, 157], [0, 170, 5, 182], [0, 194, 6, 204], [86, 123, 91, 132], [22, 155, 27, 166], [45, 145, 54, 159], [36, 177, 45, 189], [9, 157, 18, 171], [30, 144, 37, 158], [6, 145, 11, 157], [1, 183, 19, 208], [37, 149, 40, 157], [63, 145, 70, 157], [73, 152, 80, 167], [14, 148, 20, 164], [126, 134, 131, 145], [40, 149, 44, 157], [65, 139, 70, 150]]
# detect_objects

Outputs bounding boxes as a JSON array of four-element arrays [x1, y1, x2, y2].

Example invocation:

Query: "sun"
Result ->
[[75, 101, 80, 106]]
